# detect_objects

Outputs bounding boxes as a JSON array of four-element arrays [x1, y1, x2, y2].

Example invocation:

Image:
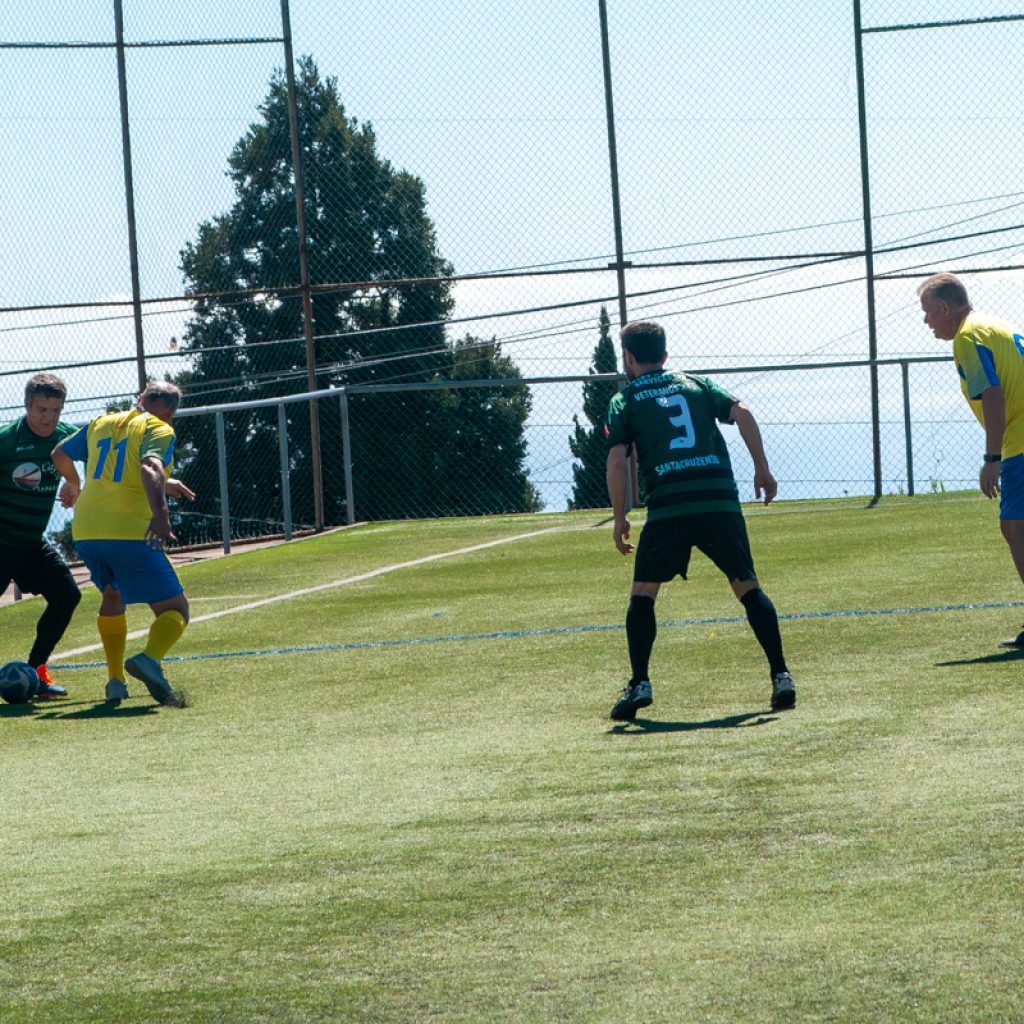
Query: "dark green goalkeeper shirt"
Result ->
[[0, 417, 78, 546], [605, 370, 741, 520]]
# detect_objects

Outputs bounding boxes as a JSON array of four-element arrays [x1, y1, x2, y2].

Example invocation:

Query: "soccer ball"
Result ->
[[0, 662, 40, 704]]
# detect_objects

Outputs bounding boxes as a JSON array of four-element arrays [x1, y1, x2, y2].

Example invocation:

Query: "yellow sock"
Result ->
[[97, 613, 128, 681], [144, 610, 187, 662]]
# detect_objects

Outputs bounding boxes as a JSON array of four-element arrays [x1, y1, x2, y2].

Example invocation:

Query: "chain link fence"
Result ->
[[98, 356, 972, 560], [3, 1, 1023, 544]]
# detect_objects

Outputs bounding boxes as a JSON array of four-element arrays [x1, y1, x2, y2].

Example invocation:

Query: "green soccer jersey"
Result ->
[[0, 417, 78, 545], [605, 370, 740, 520]]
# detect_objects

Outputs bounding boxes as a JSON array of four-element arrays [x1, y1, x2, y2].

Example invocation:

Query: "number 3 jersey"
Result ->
[[61, 408, 176, 540], [605, 370, 740, 520]]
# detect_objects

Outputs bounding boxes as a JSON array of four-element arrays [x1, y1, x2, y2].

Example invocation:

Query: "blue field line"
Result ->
[[54, 598, 1024, 671]]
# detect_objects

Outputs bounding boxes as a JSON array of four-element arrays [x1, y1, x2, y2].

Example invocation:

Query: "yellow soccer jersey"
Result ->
[[953, 313, 1024, 459], [65, 408, 175, 540]]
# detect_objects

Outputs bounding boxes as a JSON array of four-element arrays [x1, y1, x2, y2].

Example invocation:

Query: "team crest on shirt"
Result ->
[[12, 462, 42, 491]]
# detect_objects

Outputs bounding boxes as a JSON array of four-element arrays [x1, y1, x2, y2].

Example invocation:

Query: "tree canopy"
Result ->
[[173, 58, 536, 534]]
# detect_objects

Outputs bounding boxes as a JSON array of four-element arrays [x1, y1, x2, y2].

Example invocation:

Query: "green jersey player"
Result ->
[[0, 374, 83, 697], [605, 321, 795, 721]]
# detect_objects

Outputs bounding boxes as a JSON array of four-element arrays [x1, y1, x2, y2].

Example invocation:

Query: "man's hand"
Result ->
[[145, 512, 176, 550], [58, 480, 80, 508], [980, 460, 1001, 499], [733, 404, 777, 505], [613, 515, 634, 555], [754, 464, 778, 505], [165, 478, 196, 502]]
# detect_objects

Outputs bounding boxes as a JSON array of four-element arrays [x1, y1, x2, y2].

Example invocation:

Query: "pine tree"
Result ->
[[568, 307, 620, 509], [174, 57, 537, 530]]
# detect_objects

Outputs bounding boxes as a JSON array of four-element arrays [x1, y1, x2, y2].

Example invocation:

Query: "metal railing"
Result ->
[[164, 352, 975, 553]]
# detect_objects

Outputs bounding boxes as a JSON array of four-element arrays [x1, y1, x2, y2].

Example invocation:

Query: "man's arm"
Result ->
[[50, 443, 82, 509], [141, 456, 176, 546], [730, 401, 777, 505], [607, 444, 634, 554], [979, 385, 1005, 499]]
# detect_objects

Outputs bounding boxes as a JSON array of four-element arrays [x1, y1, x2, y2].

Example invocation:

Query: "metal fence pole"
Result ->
[[852, 0, 883, 500], [598, 0, 629, 332], [112, 0, 146, 391], [901, 361, 915, 497], [278, 402, 293, 541], [280, 0, 324, 531], [339, 390, 355, 525], [215, 411, 231, 554], [598, 0, 638, 509]]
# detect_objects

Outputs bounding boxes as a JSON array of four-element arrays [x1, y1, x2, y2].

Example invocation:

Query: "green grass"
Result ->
[[2, 495, 1023, 1023]]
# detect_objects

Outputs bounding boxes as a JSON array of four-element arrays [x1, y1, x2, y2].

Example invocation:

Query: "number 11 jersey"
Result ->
[[605, 371, 740, 520], [62, 408, 176, 540]]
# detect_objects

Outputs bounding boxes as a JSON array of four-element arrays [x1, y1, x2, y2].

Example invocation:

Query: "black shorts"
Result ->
[[633, 512, 757, 585], [0, 541, 77, 599]]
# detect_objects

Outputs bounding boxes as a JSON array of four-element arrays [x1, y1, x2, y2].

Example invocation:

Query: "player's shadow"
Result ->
[[610, 709, 778, 734], [31, 699, 158, 720], [0, 703, 38, 718], [936, 648, 1024, 667]]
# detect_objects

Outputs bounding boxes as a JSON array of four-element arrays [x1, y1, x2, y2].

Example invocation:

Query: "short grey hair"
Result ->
[[917, 273, 971, 310], [141, 380, 183, 410]]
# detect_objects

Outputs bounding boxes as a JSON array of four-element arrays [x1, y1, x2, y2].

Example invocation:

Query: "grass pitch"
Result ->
[[2, 496, 1023, 1023]]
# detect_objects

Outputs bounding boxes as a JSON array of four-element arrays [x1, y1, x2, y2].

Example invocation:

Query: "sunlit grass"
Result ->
[[2, 495, 1022, 1023]]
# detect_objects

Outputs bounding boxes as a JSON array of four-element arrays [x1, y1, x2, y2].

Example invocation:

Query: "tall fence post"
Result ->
[[598, 0, 639, 511], [339, 389, 355, 525], [278, 402, 293, 541], [112, 0, 147, 391], [280, 0, 324, 531], [901, 361, 915, 497], [215, 411, 231, 554], [852, 0, 883, 500], [598, 0, 629, 332]]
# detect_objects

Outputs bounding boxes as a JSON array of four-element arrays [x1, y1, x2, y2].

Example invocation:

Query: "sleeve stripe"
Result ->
[[60, 427, 89, 462], [976, 344, 1000, 389]]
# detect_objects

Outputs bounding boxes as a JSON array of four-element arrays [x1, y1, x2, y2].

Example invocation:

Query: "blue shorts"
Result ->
[[1001, 454, 1024, 521], [75, 540, 183, 605]]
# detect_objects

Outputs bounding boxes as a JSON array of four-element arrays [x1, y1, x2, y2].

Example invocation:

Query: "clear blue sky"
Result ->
[[3, 1, 1024, 501], [3, 2, 1023, 365]]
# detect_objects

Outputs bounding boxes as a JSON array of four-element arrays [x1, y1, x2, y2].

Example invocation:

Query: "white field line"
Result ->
[[50, 526, 566, 661]]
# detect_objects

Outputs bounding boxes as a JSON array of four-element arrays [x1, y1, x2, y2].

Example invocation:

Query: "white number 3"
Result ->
[[659, 394, 696, 450]]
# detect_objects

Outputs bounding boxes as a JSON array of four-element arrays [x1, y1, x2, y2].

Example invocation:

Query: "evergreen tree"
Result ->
[[429, 337, 540, 517], [174, 57, 535, 532], [569, 307, 620, 509]]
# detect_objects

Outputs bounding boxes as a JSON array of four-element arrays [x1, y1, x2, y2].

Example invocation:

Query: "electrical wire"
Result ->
[[7, 207, 1024, 405]]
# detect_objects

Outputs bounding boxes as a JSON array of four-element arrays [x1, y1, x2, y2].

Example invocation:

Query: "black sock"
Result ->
[[626, 595, 657, 681], [740, 587, 788, 677]]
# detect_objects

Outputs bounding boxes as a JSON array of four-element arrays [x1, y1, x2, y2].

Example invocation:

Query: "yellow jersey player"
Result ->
[[919, 273, 1024, 647], [52, 382, 195, 705]]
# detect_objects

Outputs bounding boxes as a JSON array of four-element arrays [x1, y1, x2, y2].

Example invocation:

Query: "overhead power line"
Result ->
[[6, 191, 1024, 321]]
